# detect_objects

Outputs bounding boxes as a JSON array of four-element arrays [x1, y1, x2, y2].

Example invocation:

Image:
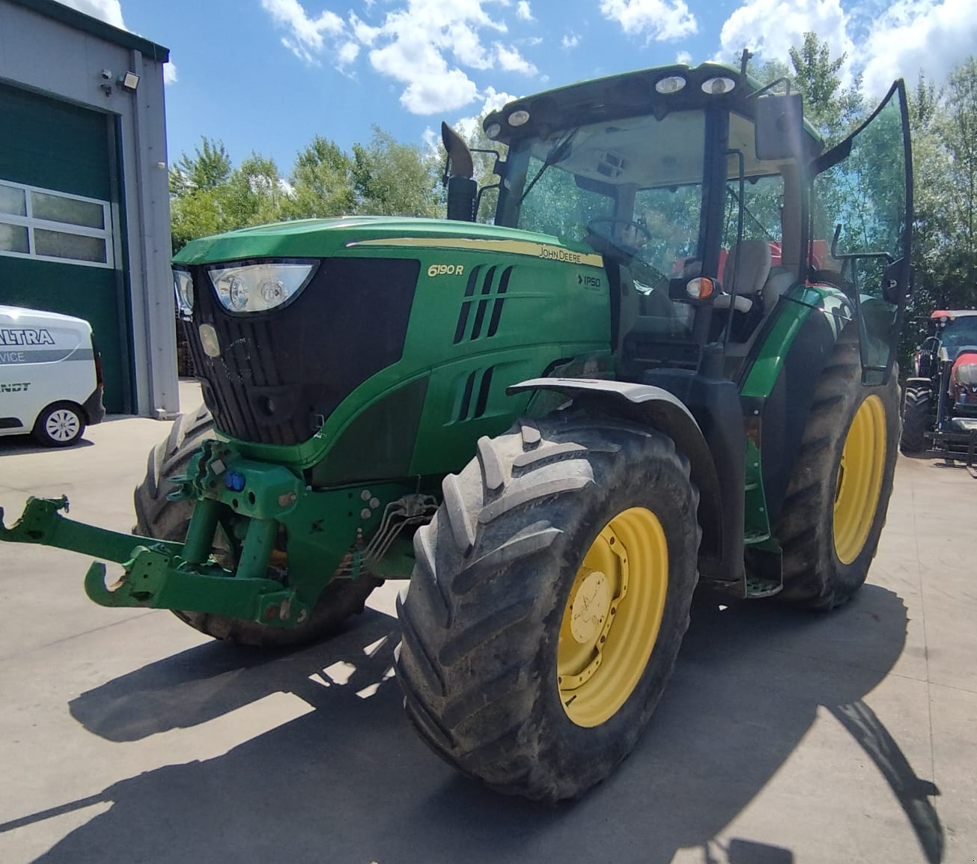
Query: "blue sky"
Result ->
[[64, 0, 977, 175]]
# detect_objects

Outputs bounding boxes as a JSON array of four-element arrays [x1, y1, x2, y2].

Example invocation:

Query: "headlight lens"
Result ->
[[702, 76, 736, 95], [207, 261, 317, 313], [173, 268, 194, 318]]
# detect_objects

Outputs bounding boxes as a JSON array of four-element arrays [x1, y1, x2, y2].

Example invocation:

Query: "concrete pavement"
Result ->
[[0, 384, 974, 864]]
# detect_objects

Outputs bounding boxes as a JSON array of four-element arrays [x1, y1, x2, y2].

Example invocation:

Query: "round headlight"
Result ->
[[508, 109, 531, 127], [702, 77, 736, 95], [227, 277, 249, 310], [485, 122, 502, 139], [655, 76, 687, 94], [260, 279, 285, 305]]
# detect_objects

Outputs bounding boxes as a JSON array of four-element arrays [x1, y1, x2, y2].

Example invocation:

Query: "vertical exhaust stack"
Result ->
[[442, 122, 477, 222]]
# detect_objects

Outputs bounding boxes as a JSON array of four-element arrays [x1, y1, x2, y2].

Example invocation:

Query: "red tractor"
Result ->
[[901, 310, 977, 461]]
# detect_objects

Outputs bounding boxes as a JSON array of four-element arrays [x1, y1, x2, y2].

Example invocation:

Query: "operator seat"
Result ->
[[719, 240, 771, 314], [711, 240, 771, 350]]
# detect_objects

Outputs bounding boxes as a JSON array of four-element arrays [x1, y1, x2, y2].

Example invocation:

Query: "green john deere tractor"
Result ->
[[1, 62, 913, 801]]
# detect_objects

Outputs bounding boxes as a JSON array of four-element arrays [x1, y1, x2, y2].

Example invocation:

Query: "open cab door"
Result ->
[[811, 80, 913, 385]]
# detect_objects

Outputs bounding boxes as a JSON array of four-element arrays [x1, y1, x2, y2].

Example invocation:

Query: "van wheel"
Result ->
[[33, 402, 86, 447]]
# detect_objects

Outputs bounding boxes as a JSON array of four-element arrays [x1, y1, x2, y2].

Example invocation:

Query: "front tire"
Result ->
[[133, 405, 380, 647], [900, 386, 930, 454], [395, 417, 700, 801], [775, 330, 900, 610]]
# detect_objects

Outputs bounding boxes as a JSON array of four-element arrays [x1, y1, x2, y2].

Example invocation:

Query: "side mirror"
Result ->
[[882, 257, 910, 305], [755, 93, 804, 161]]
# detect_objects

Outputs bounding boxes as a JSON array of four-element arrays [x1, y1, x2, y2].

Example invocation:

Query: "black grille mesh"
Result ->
[[187, 257, 419, 446]]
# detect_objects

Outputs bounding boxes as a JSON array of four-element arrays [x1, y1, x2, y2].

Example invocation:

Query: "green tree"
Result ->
[[906, 73, 953, 318], [940, 57, 977, 305], [787, 32, 865, 144], [285, 136, 356, 218], [169, 138, 287, 252], [352, 127, 442, 217], [169, 137, 232, 197]]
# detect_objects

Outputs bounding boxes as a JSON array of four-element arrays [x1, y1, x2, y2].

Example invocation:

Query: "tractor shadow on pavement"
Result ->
[[27, 584, 941, 864]]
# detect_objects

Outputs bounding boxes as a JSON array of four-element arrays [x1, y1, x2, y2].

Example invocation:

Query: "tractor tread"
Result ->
[[437, 600, 534, 667], [442, 474, 476, 555], [476, 435, 505, 492], [453, 525, 562, 595], [900, 386, 930, 454], [773, 329, 900, 610]]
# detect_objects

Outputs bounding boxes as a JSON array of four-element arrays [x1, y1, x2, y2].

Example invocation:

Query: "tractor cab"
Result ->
[[483, 67, 814, 382], [448, 63, 912, 388]]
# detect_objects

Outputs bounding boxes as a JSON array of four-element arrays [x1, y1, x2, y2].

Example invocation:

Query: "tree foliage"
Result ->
[[285, 136, 356, 219], [351, 127, 442, 218]]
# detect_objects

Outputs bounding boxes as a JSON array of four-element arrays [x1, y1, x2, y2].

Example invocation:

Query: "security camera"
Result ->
[[101, 69, 113, 80]]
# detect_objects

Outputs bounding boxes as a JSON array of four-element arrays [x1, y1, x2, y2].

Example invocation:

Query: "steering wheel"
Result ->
[[586, 218, 652, 248]]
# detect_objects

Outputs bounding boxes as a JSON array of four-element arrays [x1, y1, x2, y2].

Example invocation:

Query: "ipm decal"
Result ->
[[0, 328, 55, 346]]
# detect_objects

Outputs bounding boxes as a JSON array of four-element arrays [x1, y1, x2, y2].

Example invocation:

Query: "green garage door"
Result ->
[[0, 83, 130, 413]]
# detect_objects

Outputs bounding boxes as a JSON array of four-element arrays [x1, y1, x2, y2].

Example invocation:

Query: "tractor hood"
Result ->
[[172, 216, 599, 266], [174, 214, 610, 455]]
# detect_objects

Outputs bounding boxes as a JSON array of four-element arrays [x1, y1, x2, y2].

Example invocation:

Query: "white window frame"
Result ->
[[0, 180, 115, 269]]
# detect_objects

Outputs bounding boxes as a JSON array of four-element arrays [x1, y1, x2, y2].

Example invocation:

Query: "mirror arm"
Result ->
[[749, 77, 792, 99], [474, 181, 501, 218], [829, 223, 894, 264]]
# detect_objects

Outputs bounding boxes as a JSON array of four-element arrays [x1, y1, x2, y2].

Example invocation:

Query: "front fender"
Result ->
[[506, 377, 724, 567]]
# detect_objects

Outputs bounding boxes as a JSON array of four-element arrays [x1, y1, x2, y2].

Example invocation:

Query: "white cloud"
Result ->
[[718, 0, 854, 83], [261, 0, 537, 115], [452, 87, 517, 138], [450, 21, 495, 69], [676, 49, 691, 64], [422, 126, 440, 154], [349, 12, 382, 45], [400, 68, 480, 113], [480, 86, 516, 115], [859, 0, 977, 96], [337, 41, 360, 66], [163, 62, 178, 85], [495, 44, 537, 75], [261, 0, 344, 64], [53, 0, 125, 28], [562, 33, 580, 49], [599, 0, 697, 40]]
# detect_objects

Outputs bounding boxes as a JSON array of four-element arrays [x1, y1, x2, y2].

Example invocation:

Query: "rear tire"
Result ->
[[133, 405, 380, 648], [395, 417, 700, 801], [900, 386, 930, 454], [33, 402, 86, 447], [775, 330, 900, 610]]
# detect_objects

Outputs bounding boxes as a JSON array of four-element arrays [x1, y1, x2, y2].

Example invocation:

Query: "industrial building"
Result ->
[[0, 0, 177, 416]]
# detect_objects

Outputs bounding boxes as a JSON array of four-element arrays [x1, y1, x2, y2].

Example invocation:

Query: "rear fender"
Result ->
[[507, 377, 725, 569]]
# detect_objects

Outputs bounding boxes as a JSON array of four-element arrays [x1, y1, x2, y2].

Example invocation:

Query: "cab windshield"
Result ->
[[499, 111, 706, 280], [940, 318, 977, 354]]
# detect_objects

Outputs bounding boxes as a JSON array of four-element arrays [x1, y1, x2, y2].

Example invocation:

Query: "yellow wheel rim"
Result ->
[[558, 507, 668, 727], [833, 394, 887, 565]]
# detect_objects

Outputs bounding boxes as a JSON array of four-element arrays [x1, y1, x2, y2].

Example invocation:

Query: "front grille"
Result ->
[[187, 257, 420, 445]]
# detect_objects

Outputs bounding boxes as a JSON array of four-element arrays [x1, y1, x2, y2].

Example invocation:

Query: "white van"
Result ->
[[0, 305, 105, 447]]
